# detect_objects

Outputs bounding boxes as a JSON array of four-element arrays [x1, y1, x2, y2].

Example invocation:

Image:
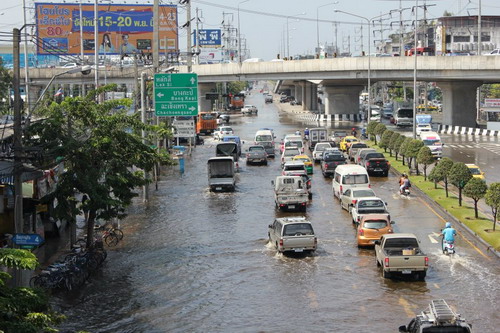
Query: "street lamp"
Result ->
[[316, 2, 339, 51], [287, 12, 306, 59], [412, 0, 419, 139], [237, 0, 250, 63], [334, 10, 390, 121]]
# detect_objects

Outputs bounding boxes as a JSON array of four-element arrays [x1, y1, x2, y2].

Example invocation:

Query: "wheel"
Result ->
[[383, 171, 389, 177], [308, 193, 313, 199], [382, 270, 391, 278], [417, 272, 426, 281], [104, 233, 119, 247], [113, 228, 124, 240]]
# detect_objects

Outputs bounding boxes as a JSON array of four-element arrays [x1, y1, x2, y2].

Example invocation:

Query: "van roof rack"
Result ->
[[427, 299, 459, 324]]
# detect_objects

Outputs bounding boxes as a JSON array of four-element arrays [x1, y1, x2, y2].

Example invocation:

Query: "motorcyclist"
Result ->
[[441, 222, 457, 243], [295, 130, 301, 136], [399, 174, 411, 194], [304, 128, 309, 139], [351, 127, 358, 137], [361, 128, 367, 139]]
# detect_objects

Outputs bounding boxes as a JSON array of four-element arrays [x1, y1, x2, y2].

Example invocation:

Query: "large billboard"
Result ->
[[35, 2, 178, 55], [193, 29, 222, 47]]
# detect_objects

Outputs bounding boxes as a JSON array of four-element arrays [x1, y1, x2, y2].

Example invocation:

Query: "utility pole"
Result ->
[[94, 0, 99, 89], [141, 72, 149, 202], [79, 0, 86, 96], [13, 28, 24, 235], [196, 7, 200, 64], [187, 1, 192, 72], [22, 0, 30, 112], [153, 0, 159, 72], [478, 0, 482, 55]]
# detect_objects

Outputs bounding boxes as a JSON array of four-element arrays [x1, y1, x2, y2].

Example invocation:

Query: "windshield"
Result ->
[[316, 145, 329, 151], [343, 174, 369, 184], [324, 154, 345, 162], [351, 144, 368, 149], [334, 131, 347, 137], [284, 149, 300, 156], [201, 113, 216, 120], [285, 165, 306, 171], [353, 189, 376, 197], [365, 153, 385, 159], [397, 109, 413, 118], [468, 167, 481, 175], [363, 220, 388, 229], [286, 141, 303, 148], [384, 238, 419, 248], [256, 135, 273, 142], [260, 141, 273, 148], [423, 139, 441, 146], [359, 200, 384, 208], [283, 223, 314, 236], [249, 146, 264, 151]]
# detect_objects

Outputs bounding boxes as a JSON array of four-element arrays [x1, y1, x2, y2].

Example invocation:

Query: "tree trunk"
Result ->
[[86, 210, 97, 249], [458, 187, 462, 206], [423, 165, 427, 181], [402, 155, 405, 165], [444, 179, 449, 197], [389, 149, 392, 157], [415, 161, 420, 176], [395, 152, 398, 160], [474, 199, 479, 218], [493, 210, 497, 231], [434, 180, 437, 189]]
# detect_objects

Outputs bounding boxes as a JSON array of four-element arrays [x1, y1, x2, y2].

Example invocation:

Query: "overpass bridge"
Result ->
[[23, 56, 500, 127]]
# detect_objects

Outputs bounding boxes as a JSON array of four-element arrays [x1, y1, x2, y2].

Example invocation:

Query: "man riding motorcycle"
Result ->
[[441, 222, 457, 253], [304, 128, 309, 140], [399, 173, 411, 194]]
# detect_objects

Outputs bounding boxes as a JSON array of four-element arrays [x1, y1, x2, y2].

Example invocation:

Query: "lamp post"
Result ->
[[334, 10, 390, 121], [287, 12, 306, 59], [94, 0, 99, 89], [237, 0, 249, 64], [412, 0, 419, 139], [316, 2, 338, 51]]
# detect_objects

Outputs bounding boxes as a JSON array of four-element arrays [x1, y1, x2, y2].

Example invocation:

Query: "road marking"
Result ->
[[399, 297, 416, 318], [307, 291, 319, 309], [428, 234, 439, 243], [417, 197, 490, 260]]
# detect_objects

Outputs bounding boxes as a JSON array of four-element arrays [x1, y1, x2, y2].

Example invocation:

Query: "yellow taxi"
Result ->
[[466, 164, 485, 180], [292, 154, 313, 174], [339, 136, 359, 152]]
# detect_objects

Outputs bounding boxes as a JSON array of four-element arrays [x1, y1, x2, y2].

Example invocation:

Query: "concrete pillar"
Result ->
[[198, 82, 217, 111], [294, 84, 302, 103], [323, 85, 364, 115], [438, 81, 482, 127], [301, 81, 318, 111]]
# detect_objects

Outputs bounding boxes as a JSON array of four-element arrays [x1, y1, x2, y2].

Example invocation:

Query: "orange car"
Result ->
[[356, 214, 394, 247]]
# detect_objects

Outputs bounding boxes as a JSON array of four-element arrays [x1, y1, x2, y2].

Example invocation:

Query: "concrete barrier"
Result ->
[[438, 124, 499, 136]]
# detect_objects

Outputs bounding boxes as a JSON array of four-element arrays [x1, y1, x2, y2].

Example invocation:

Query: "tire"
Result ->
[[113, 228, 124, 240], [417, 272, 426, 281], [382, 270, 391, 279], [104, 233, 119, 247], [308, 193, 313, 200], [383, 171, 389, 177]]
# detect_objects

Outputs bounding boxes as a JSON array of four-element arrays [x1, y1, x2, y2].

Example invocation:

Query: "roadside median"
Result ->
[[366, 140, 500, 255]]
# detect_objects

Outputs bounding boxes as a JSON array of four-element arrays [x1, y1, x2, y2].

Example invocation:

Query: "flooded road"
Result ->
[[54, 88, 500, 332]]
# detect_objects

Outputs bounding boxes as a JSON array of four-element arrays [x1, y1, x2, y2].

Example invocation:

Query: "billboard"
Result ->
[[35, 2, 178, 55], [193, 29, 222, 47], [199, 48, 223, 63]]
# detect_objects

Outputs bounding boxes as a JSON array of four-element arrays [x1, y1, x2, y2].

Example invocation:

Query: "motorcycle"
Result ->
[[400, 186, 410, 196], [442, 238, 455, 255]]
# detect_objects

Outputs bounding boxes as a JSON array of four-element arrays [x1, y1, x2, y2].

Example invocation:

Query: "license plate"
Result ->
[[215, 187, 222, 191], [294, 248, 304, 253], [402, 270, 412, 274], [288, 205, 295, 209], [374, 168, 383, 172]]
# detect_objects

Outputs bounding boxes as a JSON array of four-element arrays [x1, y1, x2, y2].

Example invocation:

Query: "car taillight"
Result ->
[[352, 199, 357, 205], [279, 239, 283, 247], [358, 228, 364, 236], [425, 257, 429, 266], [384, 257, 390, 267], [368, 184, 371, 188], [339, 185, 343, 194], [366, 162, 370, 167]]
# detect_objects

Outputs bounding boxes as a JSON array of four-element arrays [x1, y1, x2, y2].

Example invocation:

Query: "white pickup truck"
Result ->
[[351, 197, 389, 224], [241, 105, 258, 115], [375, 233, 428, 280], [272, 176, 308, 212]]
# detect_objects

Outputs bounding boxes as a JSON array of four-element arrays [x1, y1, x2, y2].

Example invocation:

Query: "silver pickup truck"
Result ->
[[268, 217, 317, 253], [272, 176, 308, 212], [375, 233, 428, 280]]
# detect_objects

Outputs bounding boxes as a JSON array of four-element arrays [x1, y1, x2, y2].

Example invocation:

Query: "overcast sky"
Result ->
[[1, 0, 500, 60]]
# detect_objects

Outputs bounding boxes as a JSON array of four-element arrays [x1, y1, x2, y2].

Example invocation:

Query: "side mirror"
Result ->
[[374, 240, 380, 245], [398, 325, 408, 332], [268, 224, 273, 228], [385, 201, 388, 206]]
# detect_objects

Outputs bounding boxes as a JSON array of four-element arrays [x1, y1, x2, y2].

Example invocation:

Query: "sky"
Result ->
[[1, 0, 500, 60]]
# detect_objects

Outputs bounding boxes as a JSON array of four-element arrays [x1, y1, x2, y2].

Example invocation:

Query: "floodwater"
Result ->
[[53, 87, 500, 333]]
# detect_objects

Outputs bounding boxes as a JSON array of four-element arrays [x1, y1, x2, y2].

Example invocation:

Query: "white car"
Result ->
[[340, 188, 377, 213], [351, 197, 389, 224], [485, 49, 500, 56], [281, 147, 301, 166], [416, 123, 432, 136], [241, 105, 258, 115], [312, 142, 333, 162], [214, 126, 234, 140]]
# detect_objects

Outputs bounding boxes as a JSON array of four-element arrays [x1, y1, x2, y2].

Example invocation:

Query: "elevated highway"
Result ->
[[24, 56, 500, 127]]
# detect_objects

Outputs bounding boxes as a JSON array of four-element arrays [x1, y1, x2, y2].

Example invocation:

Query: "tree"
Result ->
[[406, 139, 424, 174], [399, 137, 412, 166], [388, 132, 401, 157], [227, 81, 248, 95], [0, 58, 12, 113], [373, 123, 387, 145], [448, 162, 473, 206], [0, 249, 65, 331], [464, 178, 488, 218], [431, 157, 454, 197], [379, 130, 394, 153], [26, 85, 173, 248], [366, 121, 379, 142], [485, 182, 500, 231], [416, 146, 434, 180], [394, 135, 406, 161]]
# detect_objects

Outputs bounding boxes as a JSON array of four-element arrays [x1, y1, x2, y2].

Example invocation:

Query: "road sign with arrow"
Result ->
[[154, 73, 199, 116]]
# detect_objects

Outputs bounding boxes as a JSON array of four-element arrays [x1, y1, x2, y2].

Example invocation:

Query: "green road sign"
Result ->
[[154, 73, 199, 116]]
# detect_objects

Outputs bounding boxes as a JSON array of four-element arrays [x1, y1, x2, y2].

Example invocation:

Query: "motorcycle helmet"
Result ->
[[445, 222, 452, 228]]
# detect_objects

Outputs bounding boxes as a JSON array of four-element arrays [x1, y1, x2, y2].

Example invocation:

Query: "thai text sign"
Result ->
[[35, 2, 178, 55], [193, 29, 222, 47], [154, 73, 199, 117]]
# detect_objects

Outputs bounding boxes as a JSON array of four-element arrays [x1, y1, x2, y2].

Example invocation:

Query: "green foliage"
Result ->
[[394, 135, 406, 159], [389, 132, 401, 154], [485, 182, 500, 231], [366, 121, 379, 136], [25, 85, 174, 246], [0, 59, 12, 114], [417, 146, 434, 180], [406, 139, 424, 159], [227, 81, 248, 95], [449, 162, 473, 206], [0, 249, 38, 271], [374, 123, 387, 136], [464, 178, 488, 218], [430, 157, 454, 197], [399, 137, 412, 166], [379, 130, 394, 152]]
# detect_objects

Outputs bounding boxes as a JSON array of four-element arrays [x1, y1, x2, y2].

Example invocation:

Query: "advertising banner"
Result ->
[[199, 48, 223, 63], [35, 2, 178, 55], [193, 29, 222, 47]]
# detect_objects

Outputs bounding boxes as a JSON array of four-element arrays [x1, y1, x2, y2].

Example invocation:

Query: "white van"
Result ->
[[254, 129, 274, 145], [332, 164, 371, 199], [420, 131, 443, 158]]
